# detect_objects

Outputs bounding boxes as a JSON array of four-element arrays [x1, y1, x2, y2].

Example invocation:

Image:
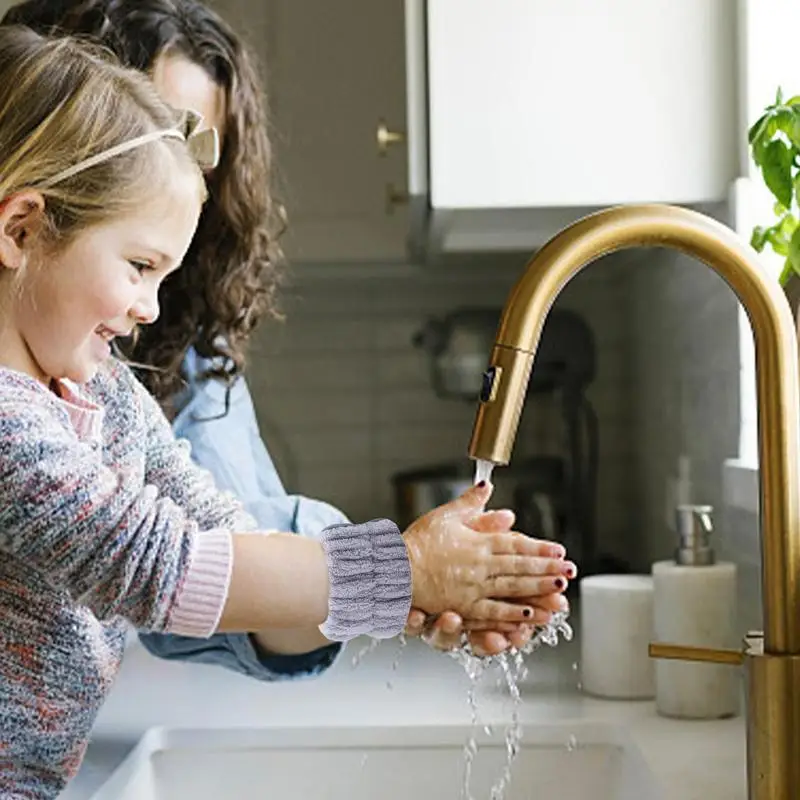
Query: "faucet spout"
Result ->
[[468, 203, 800, 798]]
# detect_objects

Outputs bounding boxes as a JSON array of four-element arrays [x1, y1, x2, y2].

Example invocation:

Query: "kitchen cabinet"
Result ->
[[214, 0, 784, 262], [406, 0, 741, 254], [418, 0, 738, 210], [216, 0, 410, 264]]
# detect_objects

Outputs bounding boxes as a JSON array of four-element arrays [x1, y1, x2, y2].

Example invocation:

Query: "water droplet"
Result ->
[[483, 724, 493, 736], [567, 734, 578, 752], [351, 637, 379, 668], [391, 633, 407, 673]]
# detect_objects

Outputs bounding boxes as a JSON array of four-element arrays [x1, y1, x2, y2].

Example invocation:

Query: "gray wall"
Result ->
[[629, 243, 741, 568]]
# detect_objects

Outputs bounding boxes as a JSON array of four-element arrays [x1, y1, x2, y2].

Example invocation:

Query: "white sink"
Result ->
[[89, 723, 663, 800]]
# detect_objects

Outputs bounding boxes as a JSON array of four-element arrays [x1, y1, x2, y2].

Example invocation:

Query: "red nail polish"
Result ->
[[555, 577, 565, 589], [476, 480, 487, 488], [523, 607, 532, 618]]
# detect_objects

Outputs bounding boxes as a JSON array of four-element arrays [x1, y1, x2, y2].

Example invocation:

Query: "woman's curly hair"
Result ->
[[2, 0, 285, 409]]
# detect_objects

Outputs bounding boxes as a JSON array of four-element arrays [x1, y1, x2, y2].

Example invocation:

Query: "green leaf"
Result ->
[[774, 107, 800, 149], [780, 213, 799, 238], [751, 226, 768, 252], [749, 111, 770, 146], [767, 226, 790, 255], [779, 259, 794, 287], [788, 227, 800, 274], [752, 135, 769, 167], [761, 139, 795, 208], [751, 221, 791, 256]]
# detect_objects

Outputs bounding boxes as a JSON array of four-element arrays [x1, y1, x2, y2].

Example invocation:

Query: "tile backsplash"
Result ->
[[247, 254, 637, 562], [629, 239, 742, 569]]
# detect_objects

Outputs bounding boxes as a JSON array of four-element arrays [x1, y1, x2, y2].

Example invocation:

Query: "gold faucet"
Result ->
[[468, 204, 800, 799]]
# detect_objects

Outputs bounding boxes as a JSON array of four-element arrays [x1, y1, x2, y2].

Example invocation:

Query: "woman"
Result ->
[[1, 0, 554, 663]]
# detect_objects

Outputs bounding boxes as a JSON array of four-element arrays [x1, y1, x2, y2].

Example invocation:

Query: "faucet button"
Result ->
[[480, 367, 499, 403]]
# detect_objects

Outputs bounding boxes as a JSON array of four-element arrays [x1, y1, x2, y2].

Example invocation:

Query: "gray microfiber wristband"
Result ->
[[318, 518, 412, 642]]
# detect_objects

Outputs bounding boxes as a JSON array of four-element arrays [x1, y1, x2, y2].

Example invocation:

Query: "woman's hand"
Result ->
[[405, 609, 530, 656]]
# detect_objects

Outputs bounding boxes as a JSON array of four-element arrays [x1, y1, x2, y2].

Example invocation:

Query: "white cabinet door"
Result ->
[[426, 0, 738, 209]]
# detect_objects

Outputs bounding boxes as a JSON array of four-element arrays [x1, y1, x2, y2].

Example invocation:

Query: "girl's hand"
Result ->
[[405, 508, 573, 655], [402, 482, 574, 623]]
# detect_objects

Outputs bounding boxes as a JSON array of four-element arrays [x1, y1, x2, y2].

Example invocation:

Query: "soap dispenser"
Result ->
[[652, 504, 739, 719]]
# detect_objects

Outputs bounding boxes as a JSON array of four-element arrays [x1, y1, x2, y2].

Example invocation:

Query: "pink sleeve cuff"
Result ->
[[166, 529, 233, 637]]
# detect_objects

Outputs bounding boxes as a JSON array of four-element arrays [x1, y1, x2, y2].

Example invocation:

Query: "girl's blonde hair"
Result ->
[[3, 0, 284, 408], [0, 25, 204, 246]]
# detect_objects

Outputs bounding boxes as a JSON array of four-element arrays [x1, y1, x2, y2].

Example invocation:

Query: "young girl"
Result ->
[[1, 0, 553, 661], [0, 27, 574, 797]]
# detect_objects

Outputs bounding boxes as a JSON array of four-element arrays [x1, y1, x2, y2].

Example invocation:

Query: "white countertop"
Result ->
[[63, 622, 747, 800]]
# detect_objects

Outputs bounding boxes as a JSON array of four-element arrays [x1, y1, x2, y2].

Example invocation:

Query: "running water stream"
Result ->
[[448, 611, 572, 799], [351, 457, 573, 799], [453, 458, 572, 798]]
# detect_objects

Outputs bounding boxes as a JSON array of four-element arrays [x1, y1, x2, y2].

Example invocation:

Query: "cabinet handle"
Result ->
[[376, 119, 405, 156], [385, 182, 409, 214]]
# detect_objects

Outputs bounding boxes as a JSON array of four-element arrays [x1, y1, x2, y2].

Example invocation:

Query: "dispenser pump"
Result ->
[[674, 504, 715, 566]]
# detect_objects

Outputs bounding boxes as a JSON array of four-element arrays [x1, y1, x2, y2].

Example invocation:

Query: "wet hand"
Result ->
[[402, 482, 575, 624], [404, 508, 573, 656], [405, 609, 535, 656]]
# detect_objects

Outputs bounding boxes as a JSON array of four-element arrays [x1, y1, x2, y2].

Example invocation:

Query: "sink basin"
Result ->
[[89, 722, 663, 800]]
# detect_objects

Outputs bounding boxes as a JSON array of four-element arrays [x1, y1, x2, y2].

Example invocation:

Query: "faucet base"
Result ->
[[746, 638, 800, 799]]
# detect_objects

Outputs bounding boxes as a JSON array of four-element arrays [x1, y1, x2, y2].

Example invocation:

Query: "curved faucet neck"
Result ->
[[469, 204, 800, 654]]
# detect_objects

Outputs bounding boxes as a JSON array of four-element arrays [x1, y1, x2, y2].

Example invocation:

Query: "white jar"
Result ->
[[579, 574, 655, 700]]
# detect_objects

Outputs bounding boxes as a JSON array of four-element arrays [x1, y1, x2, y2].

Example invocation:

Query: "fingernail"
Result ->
[[523, 607, 532, 618], [552, 544, 566, 559], [554, 577, 566, 589], [476, 480, 487, 488], [444, 616, 460, 634], [565, 563, 577, 578]]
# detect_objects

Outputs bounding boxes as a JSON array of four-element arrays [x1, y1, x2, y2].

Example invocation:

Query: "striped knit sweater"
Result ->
[[0, 360, 273, 797]]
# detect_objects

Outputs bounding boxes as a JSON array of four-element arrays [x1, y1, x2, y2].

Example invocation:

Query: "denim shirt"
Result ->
[[138, 348, 348, 680]]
